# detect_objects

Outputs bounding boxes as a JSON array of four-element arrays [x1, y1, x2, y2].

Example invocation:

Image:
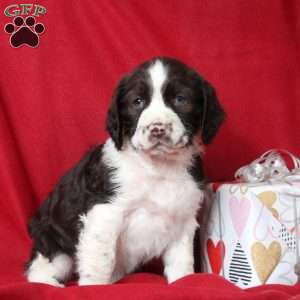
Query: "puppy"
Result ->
[[26, 57, 224, 286]]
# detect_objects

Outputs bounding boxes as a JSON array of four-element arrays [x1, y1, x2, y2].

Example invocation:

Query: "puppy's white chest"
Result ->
[[119, 175, 201, 272], [121, 203, 174, 267]]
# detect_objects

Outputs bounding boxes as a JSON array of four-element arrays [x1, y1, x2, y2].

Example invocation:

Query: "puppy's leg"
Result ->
[[77, 204, 123, 285], [163, 220, 198, 283], [26, 252, 73, 287]]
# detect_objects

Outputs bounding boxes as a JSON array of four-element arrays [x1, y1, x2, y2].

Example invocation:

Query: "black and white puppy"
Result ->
[[26, 57, 224, 286]]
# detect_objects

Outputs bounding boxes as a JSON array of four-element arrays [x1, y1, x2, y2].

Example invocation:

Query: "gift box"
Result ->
[[203, 150, 300, 288]]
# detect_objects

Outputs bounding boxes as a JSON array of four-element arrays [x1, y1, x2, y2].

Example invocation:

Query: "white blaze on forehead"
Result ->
[[148, 60, 167, 105]]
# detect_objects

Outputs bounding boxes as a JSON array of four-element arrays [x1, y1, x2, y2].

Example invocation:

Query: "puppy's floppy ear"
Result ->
[[106, 79, 126, 150], [201, 80, 225, 144]]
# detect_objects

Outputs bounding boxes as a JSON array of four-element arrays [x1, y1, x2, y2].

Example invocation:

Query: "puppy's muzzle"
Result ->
[[147, 122, 172, 141]]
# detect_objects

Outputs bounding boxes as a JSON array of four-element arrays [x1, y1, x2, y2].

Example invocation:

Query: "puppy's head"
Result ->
[[106, 57, 225, 156]]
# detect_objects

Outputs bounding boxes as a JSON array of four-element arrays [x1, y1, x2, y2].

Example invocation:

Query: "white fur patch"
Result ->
[[27, 252, 73, 287], [148, 60, 167, 105]]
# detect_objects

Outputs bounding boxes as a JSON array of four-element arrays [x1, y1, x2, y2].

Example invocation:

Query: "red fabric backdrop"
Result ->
[[1, 1, 300, 299]]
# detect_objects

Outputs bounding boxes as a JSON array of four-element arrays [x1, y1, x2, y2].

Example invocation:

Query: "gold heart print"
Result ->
[[251, 241, 281, 284], [257, 191, 279, 219]]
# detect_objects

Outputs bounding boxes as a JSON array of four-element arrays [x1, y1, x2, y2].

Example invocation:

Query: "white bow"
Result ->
[[235, 149, 300, 183]]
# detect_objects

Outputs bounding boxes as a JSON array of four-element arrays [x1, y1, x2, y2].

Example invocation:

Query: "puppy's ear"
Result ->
[[106, 79, 126, 150], [201, 80, 225, 144]]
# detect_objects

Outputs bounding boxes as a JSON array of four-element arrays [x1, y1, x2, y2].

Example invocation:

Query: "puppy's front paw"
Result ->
[[46, 280, 65, 288], [165, 266, 194, 283], [78, 276, 111, 286], [167, 272, 194, 283]]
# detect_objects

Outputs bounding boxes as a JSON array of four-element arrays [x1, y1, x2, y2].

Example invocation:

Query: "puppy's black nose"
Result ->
[[149, 122, 166, 138]]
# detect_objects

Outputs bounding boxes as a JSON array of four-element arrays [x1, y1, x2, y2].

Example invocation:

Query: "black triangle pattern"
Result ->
[[229, 241, 252, 286], [278, 224, 297, 252]]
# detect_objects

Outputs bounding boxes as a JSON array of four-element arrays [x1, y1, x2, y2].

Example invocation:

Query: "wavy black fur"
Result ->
[[26, 145, 118, 267]]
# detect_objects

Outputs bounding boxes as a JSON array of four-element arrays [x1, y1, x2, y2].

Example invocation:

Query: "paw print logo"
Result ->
[[4, 16, 45, 48]]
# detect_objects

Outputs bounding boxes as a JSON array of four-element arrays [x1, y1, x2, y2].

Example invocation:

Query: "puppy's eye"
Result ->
[[133, 97, 145, 108], [174, 95, 187, 106]]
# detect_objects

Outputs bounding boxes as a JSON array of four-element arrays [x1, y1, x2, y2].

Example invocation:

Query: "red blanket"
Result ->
[[1, 1, 300, 299]]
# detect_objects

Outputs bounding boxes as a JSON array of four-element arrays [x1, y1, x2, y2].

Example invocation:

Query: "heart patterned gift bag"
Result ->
[[203, 150, 300, 288]]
